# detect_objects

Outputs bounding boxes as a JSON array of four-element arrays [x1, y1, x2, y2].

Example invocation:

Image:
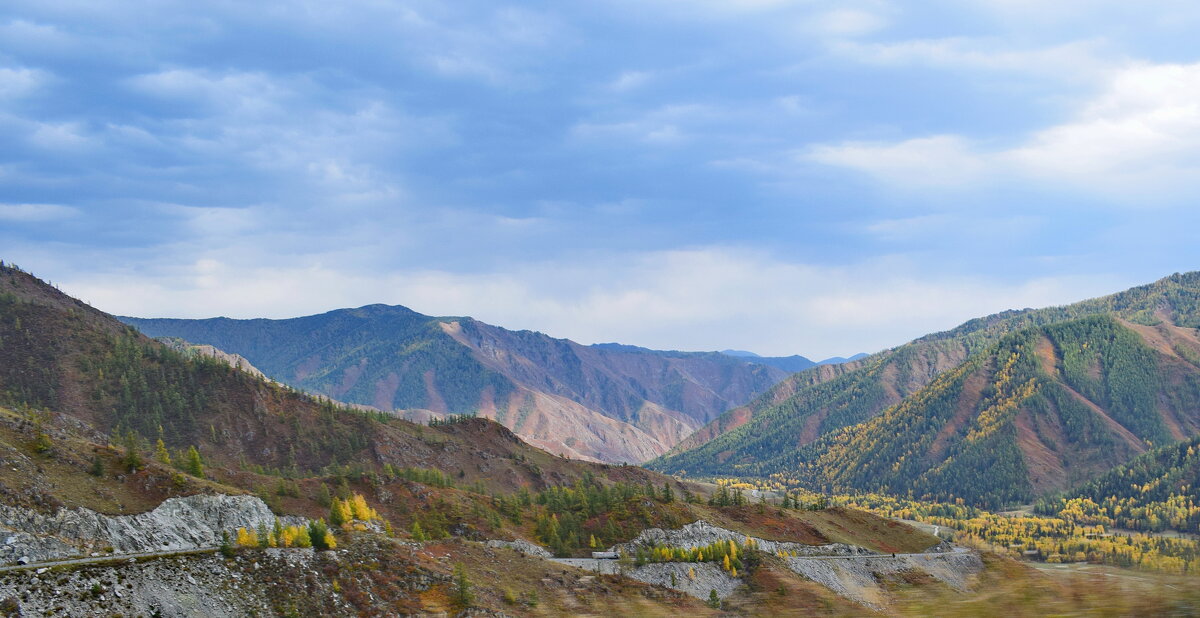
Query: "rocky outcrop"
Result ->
[[552, 558, 739, 600], [628, 562, 739, 600], [485, 538, 553, 558], [613, 520, 871, 557], [157, 337, 270, 381], [784, 551, 984, 609], [0, 494, 285, 565]]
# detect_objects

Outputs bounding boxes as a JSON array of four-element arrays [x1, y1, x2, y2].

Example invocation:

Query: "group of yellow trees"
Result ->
[[636, 538, 755, 577], [832, 492, 1200, 574], [1051, 495, 1200, 534], [234, 520, 325, 549], [329, 492, 383, 529], [232, 491, 389, 553], [708, 476, 1200, 574]]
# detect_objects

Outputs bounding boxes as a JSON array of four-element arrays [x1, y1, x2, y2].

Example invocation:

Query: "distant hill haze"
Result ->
[[0, 262, 688, 514], [653, 272, 1200, 508], [121, 306, 840, 463]]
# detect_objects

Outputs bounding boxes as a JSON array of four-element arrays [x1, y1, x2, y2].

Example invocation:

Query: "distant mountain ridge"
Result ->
[[121, 305, 824, 463], [715, 349, 867, 372], [652, 272, 1200, 508]]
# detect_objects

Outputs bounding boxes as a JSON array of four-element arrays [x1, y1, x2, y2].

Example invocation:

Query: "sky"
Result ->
[[2, 1, 1200, 358]]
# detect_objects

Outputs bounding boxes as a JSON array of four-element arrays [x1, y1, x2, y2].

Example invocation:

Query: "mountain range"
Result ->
[[652, 272, 1200, 507], [0, 262, 997, 615], [28, 262, 1200, 513], [121, 307, 849, 463]]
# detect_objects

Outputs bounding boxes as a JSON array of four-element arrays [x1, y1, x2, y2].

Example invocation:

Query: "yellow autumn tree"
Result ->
[[236, 527, 258, 548], [349, 493, 380, 521]]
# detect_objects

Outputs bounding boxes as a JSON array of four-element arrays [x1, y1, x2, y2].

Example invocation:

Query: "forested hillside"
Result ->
[[0, 263, 668, 492], [654, 273, 1200, 508], [122, 305, 791, 463], [1037, 434, 1200, 533]]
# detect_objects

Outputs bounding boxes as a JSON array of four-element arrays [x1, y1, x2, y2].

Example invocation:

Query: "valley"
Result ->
[[0, 262, 1198, 615]]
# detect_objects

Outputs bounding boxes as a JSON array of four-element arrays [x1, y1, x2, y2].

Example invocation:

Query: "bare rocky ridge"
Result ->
[[0, 494, 286, 565], [485, 538, 553, 558], [613, 519, 872, 557], [157, 338, 269, 381]]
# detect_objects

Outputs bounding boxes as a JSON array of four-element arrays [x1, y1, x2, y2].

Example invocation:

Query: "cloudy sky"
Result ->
[[3, 1, 1200, 358]]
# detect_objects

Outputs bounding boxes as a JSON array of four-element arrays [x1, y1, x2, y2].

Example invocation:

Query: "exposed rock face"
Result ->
[[485, 538, 553, 558], [784, 551, 984, 609], [158, 338, 270, 381], [613, 520, 871, 557], [551, 558, 740, 600], [0, 494, 283, 565]]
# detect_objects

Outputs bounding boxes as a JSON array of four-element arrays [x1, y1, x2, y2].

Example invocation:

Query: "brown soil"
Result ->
[[928, 365, 988, 462], [1013, 409, 1068, 495]]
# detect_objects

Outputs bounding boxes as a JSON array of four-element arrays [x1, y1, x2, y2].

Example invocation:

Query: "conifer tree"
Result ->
[[309, 519, 333, 551], [220, 531, 234, 557], [121, 430, 143, 472], [154, 439, 171, 466], [451, 562, 474, 609], [90, 454, 104, 477], [184, 445, 203, 477], [330, 497, 350, 527], [295, 525, 312, 548], [236, 527, 258, 547]]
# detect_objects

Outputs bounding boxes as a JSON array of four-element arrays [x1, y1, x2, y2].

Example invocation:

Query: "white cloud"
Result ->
[[0, 66, 49, 99], [27, 120, 92, 151], [608, 70, 653, 92], [0, 203, 79, 221], [806, 61, 1200, 202], [570, 104, 712, 146], [120, 68, 441, 207], [976, 0, 1200, 26], [126, 69, 289, 115], [831, 37, 1107, 78], [807, 135, 987, 189], [810, 9, 886, 37], [55, 248, 1120, 359]]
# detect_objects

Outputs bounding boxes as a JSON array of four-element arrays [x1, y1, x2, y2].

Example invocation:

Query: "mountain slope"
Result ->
[[654, 273, 1200, 507], [662, 272, 1200, 463], [0, 263, 669, 494], [121, 306, 790, 463], [1036, 433, 1200, 533]]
